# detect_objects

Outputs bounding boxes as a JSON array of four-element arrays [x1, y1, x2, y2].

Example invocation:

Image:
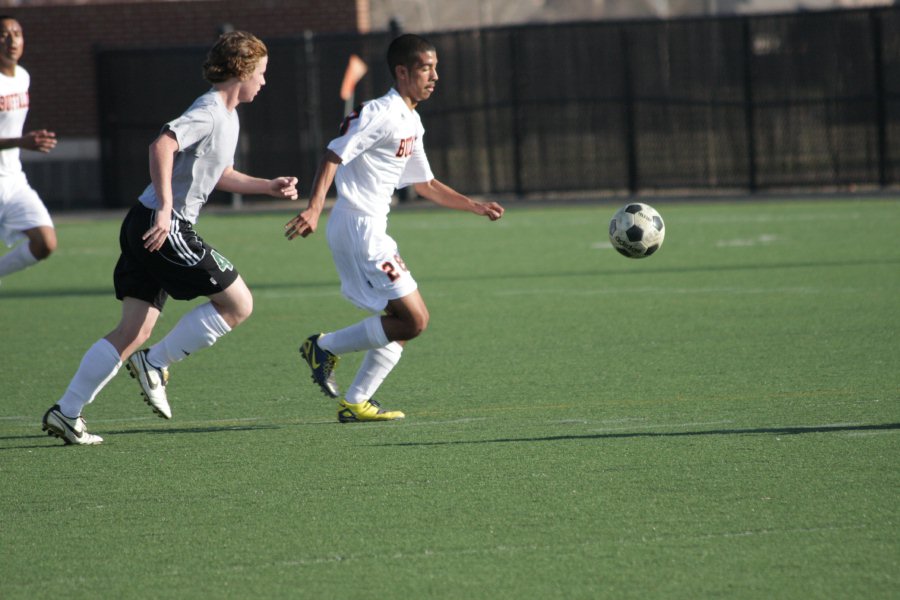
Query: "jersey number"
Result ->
[[380, 255, 409, 282]]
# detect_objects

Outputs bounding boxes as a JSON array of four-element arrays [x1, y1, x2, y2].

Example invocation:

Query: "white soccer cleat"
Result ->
[[126, 349, 172, 419], [42, 405, 103, 445]]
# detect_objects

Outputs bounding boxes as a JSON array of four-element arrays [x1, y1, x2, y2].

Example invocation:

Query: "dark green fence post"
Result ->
[[870, 9, 888, 188], [741, 17, 758, 193]]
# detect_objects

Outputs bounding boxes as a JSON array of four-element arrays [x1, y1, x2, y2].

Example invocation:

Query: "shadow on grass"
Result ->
[[417, 256, 900, 285], [371, 422, 900, 447], [105, 424, 280, 436], [0, 424, 279, 450], [0, 280, 335, 300], [2, 257, 898, 301]]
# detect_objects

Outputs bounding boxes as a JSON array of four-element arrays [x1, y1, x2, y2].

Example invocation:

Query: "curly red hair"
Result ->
[[203, 31, 267, 83]]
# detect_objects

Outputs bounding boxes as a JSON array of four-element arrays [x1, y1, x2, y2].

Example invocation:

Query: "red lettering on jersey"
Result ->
[[396, 136, 416, 157], [0, 91, 29, 111]]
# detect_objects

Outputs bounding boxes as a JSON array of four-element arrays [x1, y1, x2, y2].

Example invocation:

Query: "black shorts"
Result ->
[[113, 203, 240, 311]]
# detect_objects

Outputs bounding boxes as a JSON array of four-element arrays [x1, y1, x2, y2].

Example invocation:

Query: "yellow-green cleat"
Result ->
[[337, 399, 405, 423]]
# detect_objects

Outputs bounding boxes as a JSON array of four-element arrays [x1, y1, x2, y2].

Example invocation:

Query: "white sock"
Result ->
[[146, 302, 231, 369], [345, 342, 403, 404], [0, 243, 38, 277], [318, 315, 389, 355], [57, 339, 122, 417]]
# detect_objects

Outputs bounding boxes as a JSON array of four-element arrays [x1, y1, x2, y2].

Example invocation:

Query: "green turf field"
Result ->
[[1, 198, 898, 599]]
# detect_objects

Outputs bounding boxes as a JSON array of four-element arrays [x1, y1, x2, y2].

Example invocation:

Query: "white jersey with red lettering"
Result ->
[[0, 65, 30, 177], [327, 87, 434, 219], [0, 64, 53, 247]]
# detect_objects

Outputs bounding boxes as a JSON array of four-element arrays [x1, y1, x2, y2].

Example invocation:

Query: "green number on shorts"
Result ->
[[211, 249, 234, 272]]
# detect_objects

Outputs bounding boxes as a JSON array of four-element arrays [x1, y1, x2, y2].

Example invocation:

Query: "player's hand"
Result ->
[[284, 209, 319, 240], [270, 176, 299, 200], [23, 129, 57, 153], [143, 211, 171, 252], [478, 201, 504, 221]]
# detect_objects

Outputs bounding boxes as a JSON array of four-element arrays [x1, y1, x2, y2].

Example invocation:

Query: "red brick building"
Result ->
[[15, 0, 369, 137], [7, 0, 369, 207]]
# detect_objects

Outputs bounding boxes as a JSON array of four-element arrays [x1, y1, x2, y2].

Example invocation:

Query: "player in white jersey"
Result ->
[[285, 34, 504, 422], [42, 31, 299, 445], [0, 16, 58, 285]]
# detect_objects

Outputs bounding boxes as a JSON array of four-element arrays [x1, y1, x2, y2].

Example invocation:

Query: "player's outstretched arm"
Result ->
[[413, 178, 504, 221], [284, 151, 342, 240], [216, 167, 299, 200]]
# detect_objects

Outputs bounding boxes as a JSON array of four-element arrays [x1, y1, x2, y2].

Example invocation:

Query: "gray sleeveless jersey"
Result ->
[[138, 89, 239, 224]]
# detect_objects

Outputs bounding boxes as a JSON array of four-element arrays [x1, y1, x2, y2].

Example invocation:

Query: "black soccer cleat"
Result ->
[[300, 333, 341, 398]]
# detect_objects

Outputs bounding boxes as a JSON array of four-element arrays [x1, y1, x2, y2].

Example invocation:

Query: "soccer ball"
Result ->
[[608, 203, 665, 259]]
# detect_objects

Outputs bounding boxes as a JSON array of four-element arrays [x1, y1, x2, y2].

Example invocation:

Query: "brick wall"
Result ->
[[14, 0, 369, 137]]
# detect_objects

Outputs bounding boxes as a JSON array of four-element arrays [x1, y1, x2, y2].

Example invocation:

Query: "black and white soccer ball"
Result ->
[[608, 203, 665, 259]]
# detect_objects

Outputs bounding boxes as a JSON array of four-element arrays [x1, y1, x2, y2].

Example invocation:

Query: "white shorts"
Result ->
[[326, 203, 418, 313], [0, 172, 53, 247]]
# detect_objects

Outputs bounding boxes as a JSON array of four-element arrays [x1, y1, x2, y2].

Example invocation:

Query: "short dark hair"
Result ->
[[387, 34, 435, 80]]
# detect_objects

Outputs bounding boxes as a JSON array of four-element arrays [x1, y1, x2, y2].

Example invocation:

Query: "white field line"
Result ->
[[844, 430, 900, 437], [715, 233, 779, 247], [253, 289, 343, 299], [592, 233, 781, 249], [5, 415, 888, 440], [0, 415, 267, 425], [399, 220, 513, 230], [672, 211, 863, 225], [586, 420, 734, 433], [265, 524, 870, 568], [492, 286, 822, 296], [400, 417, 490, 427]]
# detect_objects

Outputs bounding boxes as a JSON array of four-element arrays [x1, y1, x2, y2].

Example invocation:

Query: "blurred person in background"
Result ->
[[0, 15, 58, 286]]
